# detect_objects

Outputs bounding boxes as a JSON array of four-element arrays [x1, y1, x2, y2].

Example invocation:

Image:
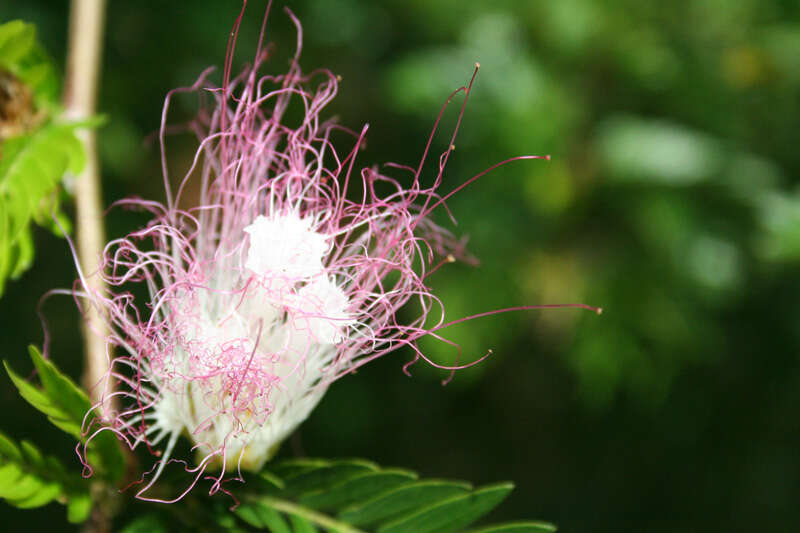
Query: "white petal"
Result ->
[[296, 277, 352, 344], [244, 214, 329, 279]]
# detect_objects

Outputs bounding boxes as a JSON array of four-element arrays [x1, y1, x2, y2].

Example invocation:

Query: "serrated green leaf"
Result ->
[[0, 121, 83, 296], [3, 346, 127, 482], [3, 360, 76, 434], [468, 521, 558, 533], [338, 480, 471, 527], [0, 431, 90, 521], [0, 11, 81, 290], [378, 482, 514, 533], [32, 345, 126, 481], [28, 345, 93, 425]]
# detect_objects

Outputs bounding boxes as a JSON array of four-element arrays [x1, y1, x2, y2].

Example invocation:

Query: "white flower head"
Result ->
[[74, 8, 576, 503]]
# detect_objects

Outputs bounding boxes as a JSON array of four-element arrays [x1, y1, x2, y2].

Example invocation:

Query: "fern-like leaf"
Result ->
[[0, 20, 83, 297], [4, 346, 126, 482], [0, 122, 82, 296], [0, 20, 58, 114], [0, 431, 91, 523], [231, 458, 556, 533]]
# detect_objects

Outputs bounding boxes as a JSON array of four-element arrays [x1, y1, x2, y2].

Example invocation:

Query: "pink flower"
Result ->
[[73, 5, 597, 502]]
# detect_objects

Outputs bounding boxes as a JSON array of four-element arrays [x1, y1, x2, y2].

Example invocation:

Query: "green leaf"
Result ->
[[232, 458, 553, 533], [0, 19, 88, 296], [259, 470, 286, 491], [119, 514, 170, 533], [29, 345, 94, 433], [289, 513, 318, 533], [280, 459, 378, 498], [66, 491, 93, 524], [0, 21, 35, 67], [0, 122, 83, 297], [271, 458, 333, 479], [236, 501, 292, 532], [0, 431, 91, 521], [4, 358, 79, 436], [0, 20, 59, 109], [377, 483, 514, 533], [3, 346, 127, 482], [299, 469, 418, 511], [339, 479, 471, 527], [468, 522, 557, 533]]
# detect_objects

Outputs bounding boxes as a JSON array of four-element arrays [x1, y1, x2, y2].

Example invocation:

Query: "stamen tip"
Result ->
[[595, 307, 603, 315], [474, 62, 481, 69]]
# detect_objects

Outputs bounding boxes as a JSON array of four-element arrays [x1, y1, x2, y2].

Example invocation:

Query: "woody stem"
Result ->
[[63, 2, 115, 530]]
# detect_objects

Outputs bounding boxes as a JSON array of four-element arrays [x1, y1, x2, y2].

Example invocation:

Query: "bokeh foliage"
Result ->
[[1, 0, 799, 531]]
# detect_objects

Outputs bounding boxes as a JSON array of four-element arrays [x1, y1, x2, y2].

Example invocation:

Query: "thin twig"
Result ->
[[63, 0, 110, 408], [63, 3, 113, 530]]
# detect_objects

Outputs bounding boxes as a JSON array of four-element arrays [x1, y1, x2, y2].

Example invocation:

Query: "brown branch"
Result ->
[[63, 0, 110, 408], [62, 3, 115, 530]]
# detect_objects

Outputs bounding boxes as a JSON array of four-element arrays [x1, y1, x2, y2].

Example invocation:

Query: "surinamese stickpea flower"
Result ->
[[70, 6, 599, 502]]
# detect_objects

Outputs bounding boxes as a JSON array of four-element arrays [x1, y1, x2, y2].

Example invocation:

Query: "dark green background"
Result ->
[[2, 0, 799, 530]]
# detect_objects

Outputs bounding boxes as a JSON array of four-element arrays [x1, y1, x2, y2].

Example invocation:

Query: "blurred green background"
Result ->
[[2, 0, 800, 530]]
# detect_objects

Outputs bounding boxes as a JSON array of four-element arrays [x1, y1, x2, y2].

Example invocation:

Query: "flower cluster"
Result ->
[[73, 7, 593, 501]]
